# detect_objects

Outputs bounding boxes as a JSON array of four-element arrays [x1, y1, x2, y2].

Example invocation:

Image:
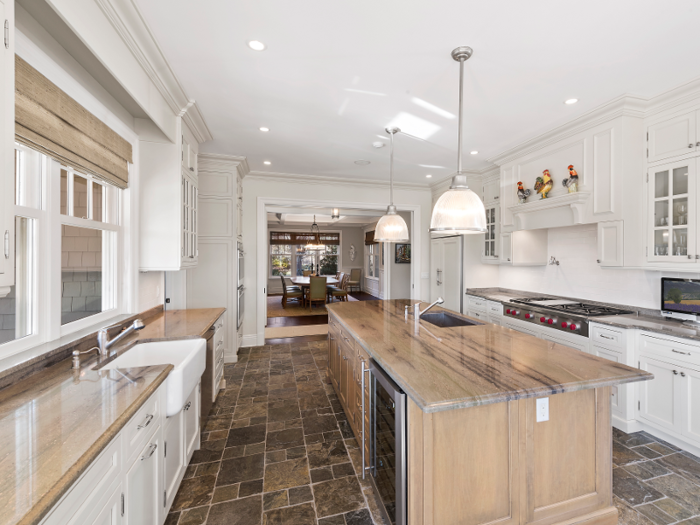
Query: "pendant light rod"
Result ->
[[386, 126, 399, 207], [451, 46, 473, 184]]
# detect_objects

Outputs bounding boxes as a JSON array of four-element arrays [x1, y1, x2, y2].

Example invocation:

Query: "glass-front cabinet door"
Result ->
[[482, 205, 499, 262], [648, 160, 696, 263]]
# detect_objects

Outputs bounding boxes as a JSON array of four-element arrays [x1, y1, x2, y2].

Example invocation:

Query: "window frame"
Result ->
[[0, 144, 124, 359], [269, 243, 293, 279], [268, 228, 342, 279]]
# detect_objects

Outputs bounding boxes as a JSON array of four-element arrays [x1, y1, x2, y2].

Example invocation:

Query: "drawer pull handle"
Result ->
[[141, 443, 158, 461], [672, 349, 691, 355], [137, 414, 154, 430], [184, 401, 192, 411], [599, 334, 614, 340]]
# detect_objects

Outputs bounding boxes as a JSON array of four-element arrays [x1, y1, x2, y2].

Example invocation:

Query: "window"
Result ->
[[367, 243, 379, 278], [0, 144, 123, 356], [270, 244, 292, 277]]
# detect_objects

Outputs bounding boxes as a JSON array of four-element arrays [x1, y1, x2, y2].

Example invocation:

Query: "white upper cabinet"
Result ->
[[482, 205, 500, 262], [0, 0, 14, 296], [597, 220, 624, 267], [482, 177, 500, 205], [647, 159, 697, 263], [139, 118, 200, 271], [647, 110, 699, 164]]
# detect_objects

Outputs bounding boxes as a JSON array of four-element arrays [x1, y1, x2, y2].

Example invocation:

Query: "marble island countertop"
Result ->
[[467, 287, 700, 343], [327, 300, 652, 413], [0, 307, 224, 525]]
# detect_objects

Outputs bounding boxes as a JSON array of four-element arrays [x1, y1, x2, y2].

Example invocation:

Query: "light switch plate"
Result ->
[[536, 397, 549, 422]]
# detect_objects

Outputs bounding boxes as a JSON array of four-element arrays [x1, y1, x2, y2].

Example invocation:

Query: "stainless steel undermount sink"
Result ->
[[420, 312, 481, 328]]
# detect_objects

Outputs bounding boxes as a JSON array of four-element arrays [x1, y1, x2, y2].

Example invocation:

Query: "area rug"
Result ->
[[264, 324, 329, 339], [266, 294, 358, 317]]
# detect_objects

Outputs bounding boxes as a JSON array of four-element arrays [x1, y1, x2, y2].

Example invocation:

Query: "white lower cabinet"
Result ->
[[41, 381, 201, 525], [683, 365, 700, 442], [124, 429, 162, 525], [592, 345, 624, 414], [639, 354, 685, 433], [540, 331, 590, 354], [503, 318, 540, 338]]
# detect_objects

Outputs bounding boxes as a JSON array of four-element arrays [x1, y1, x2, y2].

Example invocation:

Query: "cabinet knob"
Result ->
[[689, 144, 694, 148], [681, 371, 686, 377], [597, 259, 601, 263], [673, 370, 678, 375]]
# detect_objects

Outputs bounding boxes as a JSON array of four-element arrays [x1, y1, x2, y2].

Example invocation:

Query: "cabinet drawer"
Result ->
[[214, 329, 224, 354], [338, 331, 354, 353], [590, 324, 626, 350], [124, 387, 161, 462], [41, 435, 122, 525], [212, 315, 224, 333], [640, 333, 700, 367], [468, 310, 487, 321], [486, 301, 503, 316], [466, 296, 487, 312]]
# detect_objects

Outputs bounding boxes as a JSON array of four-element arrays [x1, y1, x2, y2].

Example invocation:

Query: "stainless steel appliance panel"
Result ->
[[237, 286, 244, 330], [237, 241, 244, 288]]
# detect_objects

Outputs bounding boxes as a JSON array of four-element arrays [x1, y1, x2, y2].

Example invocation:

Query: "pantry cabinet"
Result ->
[[647, 159, 697, 263], [139, 118, 200, 271], [647, 109, 700, 164], [0, 0, 14, 296]]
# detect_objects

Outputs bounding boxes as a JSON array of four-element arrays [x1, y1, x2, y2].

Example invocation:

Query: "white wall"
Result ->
[[389, 211, 412, 299], [242, 175, 432, 346], [496, 224, 699, 310]]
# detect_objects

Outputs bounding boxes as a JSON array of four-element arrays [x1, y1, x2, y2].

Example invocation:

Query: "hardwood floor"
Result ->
[[347, 292, 380, 301], [267, 315, 328, 328]]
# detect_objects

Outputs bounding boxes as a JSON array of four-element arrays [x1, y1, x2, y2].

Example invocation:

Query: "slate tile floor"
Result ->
[[165, 341, 387, 525], [613, 427, 700, 525]]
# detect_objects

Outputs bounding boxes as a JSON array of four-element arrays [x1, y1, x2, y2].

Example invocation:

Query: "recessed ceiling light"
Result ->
[[259, 127, 269, 132], [470, 151, 478, 155], [247, 40, 266, 51], [372, 142, 385, 148], [264, 161, 271, 165], [354, 160, 371, 166], [564, 98, 578, 105], [426, 174, 432, 178]]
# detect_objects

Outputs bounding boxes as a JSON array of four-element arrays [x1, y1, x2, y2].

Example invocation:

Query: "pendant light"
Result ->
[[374, 127, 410, 243], [305, 215, 325, 251], [429, 47, 487, 235]]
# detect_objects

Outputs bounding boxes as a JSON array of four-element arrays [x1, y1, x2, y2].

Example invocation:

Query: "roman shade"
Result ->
[[270, 232, 339, 245], [365, 230, 376, 245], [15, 55, 133, 189]]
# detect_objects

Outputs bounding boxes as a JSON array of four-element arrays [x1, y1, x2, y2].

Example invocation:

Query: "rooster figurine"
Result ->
[[562, 164, 579, 193], [535, 170, 553, 199], [517, 181, 532, 204]]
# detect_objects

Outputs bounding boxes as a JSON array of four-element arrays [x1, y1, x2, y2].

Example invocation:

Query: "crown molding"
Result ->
[[246, 170, 430, 191], [199, 153, 250, 177], [95, 0, 213, 142], [487, 94, 647, 167], [645, 77, 700, 118]]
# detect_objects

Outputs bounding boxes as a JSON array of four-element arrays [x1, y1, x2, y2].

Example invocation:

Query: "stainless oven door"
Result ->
[[237, 242, 244, 288], [369, 360, 407, 525], [237, 286, 244, 329]]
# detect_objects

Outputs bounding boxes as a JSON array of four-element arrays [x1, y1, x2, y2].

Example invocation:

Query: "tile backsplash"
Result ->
[[498, 224, 700, 310]]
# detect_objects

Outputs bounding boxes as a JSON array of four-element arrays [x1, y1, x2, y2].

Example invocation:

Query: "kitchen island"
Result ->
[[326, 299, 652, 525]]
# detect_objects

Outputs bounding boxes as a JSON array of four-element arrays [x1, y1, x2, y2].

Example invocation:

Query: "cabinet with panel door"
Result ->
[[140, 117, 200, 271], [647, 108, 700, 164], [0, 0, 14, 297], [482, 205, 500, 262], [646, 158, 699, 264]]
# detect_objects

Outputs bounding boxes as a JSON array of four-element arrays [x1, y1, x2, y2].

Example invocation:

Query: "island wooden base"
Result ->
[[408, 387, 615, 525]]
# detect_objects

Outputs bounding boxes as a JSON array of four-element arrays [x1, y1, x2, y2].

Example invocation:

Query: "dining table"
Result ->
[[290, 276, 340, 288]]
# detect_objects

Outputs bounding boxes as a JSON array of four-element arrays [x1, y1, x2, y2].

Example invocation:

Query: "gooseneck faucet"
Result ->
[[97, 319, 145, 356], [414, 297, 444, 319]]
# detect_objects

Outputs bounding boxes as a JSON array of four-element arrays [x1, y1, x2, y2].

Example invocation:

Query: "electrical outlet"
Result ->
[[536, 397, 549, 422]]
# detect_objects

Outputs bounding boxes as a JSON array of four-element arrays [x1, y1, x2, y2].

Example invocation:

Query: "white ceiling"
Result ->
[[136, 0, 700, 186]]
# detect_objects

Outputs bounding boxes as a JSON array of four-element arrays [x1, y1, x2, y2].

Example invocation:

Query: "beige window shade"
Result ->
[[15, 55, 132, 189], [270, 232, 340, 245]]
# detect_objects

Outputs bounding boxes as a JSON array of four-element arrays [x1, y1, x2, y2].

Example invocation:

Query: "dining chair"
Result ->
[[308, 276, 327, 311], [327, 272, 345, 301], [347, 268, 362, 293], [330, 273, 350, 302], [280, 275, 303, 308], [303, 270, 312, 277]]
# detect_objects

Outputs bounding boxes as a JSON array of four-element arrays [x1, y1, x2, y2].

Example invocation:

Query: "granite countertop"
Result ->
[[327, 300, 651, 414], [0, 307, 224, 525], [467, 287, 700, 343]]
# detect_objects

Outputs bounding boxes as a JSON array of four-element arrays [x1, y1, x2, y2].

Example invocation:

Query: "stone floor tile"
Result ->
[[658, 452, 700, 484], [333, 462, 356, 478], [288, 484, 313, 505], [286, 445, 307, 459], [345, 509, 374, 525], [313, 476, 365, 517], [226, 423, 266, 447], [194, 461, 220, 477], [311, 466, 334, 483], [171, 475, 216, 511], [678, 517, 700, 525], [654, 497, 695, 521], [265, 450, 286, 464], [207, 495, 263, 525], [318, 516, 346, 525], [303, 414, 340, 435], [222, 445, 245, 459], [633, 446, 664, 460], [613, 496, 656, 525], [617, 431, 656, 448], [217, 454, 265, 486], [646, 473, 700, 514], [263, 490, 289, 511], [245, 442, 266, 456], [189, 438, 225, 464], [307, 439, 350, 469], [178, 506, 209, 525], [268, 400, 301, 422], [263, 502, 317, 525], [264, 457, 311, 492], [635, 503, 676, 525], [164, 512, 180, 525], [211, 483, 239, 504], [646, 442, 679, 457], [239, 478, 264, 497], [613, 441, 647, 466], [613, 468, 664, 506], [266, 428, 305, 451], [623, 461, 671, 481], [233, 402, 268, 420]]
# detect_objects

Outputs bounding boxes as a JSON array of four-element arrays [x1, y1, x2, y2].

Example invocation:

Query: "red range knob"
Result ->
[[540, 317, 546, 323], [506, 309, 511, 314], [561, 322, 568, 328], [525, 313, 531, 319], [547, 318, 554, 325], [570, 324, 579, 331]]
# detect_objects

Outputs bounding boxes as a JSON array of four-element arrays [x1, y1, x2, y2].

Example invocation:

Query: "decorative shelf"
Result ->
[[508, 192, 591, 230]]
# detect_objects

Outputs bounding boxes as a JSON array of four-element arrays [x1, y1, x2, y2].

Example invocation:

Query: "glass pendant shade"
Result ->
[[375, 205, 409, 242], [430, 186, 486, 234]]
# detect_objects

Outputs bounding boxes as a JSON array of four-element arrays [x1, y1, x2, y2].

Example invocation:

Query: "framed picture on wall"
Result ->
[[395, 244, 411, 264]]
